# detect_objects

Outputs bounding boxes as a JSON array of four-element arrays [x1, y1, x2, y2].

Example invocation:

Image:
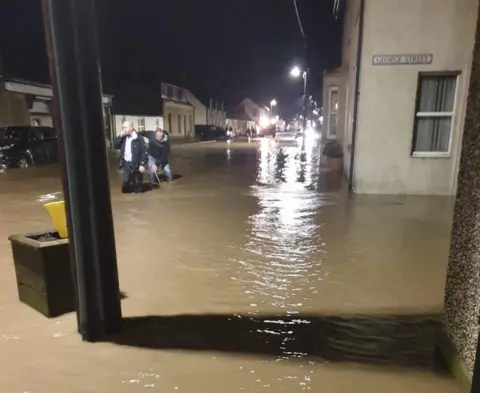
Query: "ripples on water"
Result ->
[[204, 139, 441, 381], [232, 138, 334, 313]]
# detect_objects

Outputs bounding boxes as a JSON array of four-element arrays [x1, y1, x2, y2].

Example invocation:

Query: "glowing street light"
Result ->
[[290, 66, 302, 78], [289, 65, 308, 132], [259, 115, 270, 129], [270, 99, 277, 115]]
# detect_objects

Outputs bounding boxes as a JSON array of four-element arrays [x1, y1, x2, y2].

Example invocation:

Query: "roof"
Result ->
[[160, 82, 195, 107], [0, 74, 113, 104]]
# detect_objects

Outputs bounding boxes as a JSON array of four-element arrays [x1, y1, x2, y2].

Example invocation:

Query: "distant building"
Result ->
[[112, 82, 195, 139], [207, 98, 227, 127], [0, 75, 113, 139], [226, 110, 255, 135], [237, 98, 270, 128], [185, 92, 226, 127], [323, 0, 478, 195], [161, 82, 195, 138], [112, 87, 164, 137], [112, 114, 164, 137]]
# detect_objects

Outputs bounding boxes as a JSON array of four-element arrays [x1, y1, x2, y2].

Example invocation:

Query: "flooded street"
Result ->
[[0, 139, 460, 392]]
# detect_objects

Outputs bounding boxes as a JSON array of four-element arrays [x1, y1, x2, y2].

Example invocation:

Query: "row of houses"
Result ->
[[112, 86, 273, 139], [0, 74, 273, 142], [111, 82, 229, 140], [321, 0, 477, 196]]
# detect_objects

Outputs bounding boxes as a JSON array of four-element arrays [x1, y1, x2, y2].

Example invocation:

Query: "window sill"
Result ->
[[411, 152, 451, 159]]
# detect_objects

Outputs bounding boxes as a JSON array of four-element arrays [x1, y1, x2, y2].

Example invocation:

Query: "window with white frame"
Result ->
[[412, 73, 458, 155], [137, 117, 145, 131], [327, 87, 339, 138]]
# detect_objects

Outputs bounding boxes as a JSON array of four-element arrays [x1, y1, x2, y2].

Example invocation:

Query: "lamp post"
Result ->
[[290, 66, 308, 133], [270, 99, 277, 124], [270, 99, 277, 112]]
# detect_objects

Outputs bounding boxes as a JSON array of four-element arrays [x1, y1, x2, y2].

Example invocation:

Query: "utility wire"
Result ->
[[293, 0, 306, 38]]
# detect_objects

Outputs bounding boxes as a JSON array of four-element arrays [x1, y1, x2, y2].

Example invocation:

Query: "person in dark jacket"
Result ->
[[139, 128, 172, 185], [114, 121, 148, 193]]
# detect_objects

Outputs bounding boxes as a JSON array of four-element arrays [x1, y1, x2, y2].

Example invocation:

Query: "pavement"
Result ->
[[0, 139, 460, 392]]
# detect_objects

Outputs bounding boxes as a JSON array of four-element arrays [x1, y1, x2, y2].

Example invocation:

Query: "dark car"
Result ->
[[0, 126, 58, 169], [194, 125, 229, 141]]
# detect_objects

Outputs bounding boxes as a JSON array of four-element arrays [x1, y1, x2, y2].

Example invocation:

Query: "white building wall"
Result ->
[[239, 98, 268, 125], [29, 100, 53, 127], [207, 108, 227, 127], [348, 0, 477, 195], [185, 91, 207, 125], [114, 115, 163, 137]]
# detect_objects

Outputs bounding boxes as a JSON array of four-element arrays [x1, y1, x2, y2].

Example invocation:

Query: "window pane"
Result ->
[[329, 114, 338, 136], [330, 89, 339, 112], [414, 117, 451, 152], [419, 75, 456, 112]]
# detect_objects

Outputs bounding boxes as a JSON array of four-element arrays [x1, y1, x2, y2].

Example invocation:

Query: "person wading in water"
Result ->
[[114, 121, 148, 193], [139, 127, 172, 188]]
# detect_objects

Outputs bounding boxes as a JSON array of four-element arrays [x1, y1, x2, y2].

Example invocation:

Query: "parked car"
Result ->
[[0, 126, 58, 169], [195, 125, 229, 141]]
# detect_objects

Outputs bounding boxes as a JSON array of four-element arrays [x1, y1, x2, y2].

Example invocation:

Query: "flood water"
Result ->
[[0, 139, 460, 392]]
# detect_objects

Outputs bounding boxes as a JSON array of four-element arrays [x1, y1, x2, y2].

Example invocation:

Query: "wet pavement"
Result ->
[[0, 138, 460, 392]]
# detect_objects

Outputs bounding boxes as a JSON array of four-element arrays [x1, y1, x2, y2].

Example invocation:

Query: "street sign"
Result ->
[[372, 54, 433, 66]]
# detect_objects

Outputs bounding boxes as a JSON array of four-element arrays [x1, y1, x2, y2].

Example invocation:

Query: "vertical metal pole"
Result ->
[[41, 0, 81, 333], [302, 70, 308, 132], [348, 0, 366, 192], [42, 0, 122, 341]]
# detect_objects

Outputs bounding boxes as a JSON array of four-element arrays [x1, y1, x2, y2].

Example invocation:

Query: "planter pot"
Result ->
[[326, 156, 343, 173], [8, 230, 75, 318]]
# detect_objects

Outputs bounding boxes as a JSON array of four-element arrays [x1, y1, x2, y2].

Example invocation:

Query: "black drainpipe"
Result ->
[[348, 0, 366, 192]]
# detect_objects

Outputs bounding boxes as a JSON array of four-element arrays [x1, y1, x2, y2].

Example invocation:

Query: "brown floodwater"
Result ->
[[0, 139, 460, 392]]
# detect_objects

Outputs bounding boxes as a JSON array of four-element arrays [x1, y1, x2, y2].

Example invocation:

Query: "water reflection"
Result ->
[[232, 139, 337, 383], [37, 191, 63, 203], [226, 140, 342, 390]]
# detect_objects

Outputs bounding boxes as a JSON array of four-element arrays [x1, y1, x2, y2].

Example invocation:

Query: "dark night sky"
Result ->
[[1, 0, 344, 116]]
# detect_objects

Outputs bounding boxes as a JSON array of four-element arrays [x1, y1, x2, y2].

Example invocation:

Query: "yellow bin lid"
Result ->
[[43, 201, 68, 239]]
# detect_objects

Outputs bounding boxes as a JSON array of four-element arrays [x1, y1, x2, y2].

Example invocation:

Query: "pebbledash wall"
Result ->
[[325, 0, 478, 195], [443, 3, 480, 387]]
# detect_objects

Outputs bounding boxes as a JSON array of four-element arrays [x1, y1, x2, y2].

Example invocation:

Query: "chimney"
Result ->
[[210, 98, 213, 110]]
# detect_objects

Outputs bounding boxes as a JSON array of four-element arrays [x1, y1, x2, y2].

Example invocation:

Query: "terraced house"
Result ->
[[323, 0, 478, 196]]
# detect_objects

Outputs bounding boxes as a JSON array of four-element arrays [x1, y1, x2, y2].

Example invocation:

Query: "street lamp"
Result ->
[[290, 66, 301, 78], [270, 99, 277, 115], [290, 66, 308, 132]]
